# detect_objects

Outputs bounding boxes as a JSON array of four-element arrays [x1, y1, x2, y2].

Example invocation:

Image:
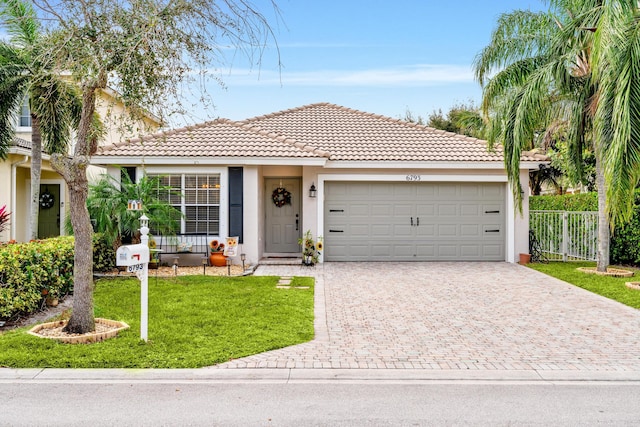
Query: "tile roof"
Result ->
[[96, 118, 323, 159], [243, 103, 506, 162], [96, 102, 548, 163], [10, 137, 33, 150]]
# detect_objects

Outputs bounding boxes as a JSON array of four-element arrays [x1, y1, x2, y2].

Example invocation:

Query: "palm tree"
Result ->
[[591, 1, 640, 228], [87, 172, 181, 249], [474, 1, 616, 270], [0, 0, 80, 240]]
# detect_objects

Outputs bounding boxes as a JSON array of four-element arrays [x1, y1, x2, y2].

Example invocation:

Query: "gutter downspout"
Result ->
[[10, 155, 29, 241]]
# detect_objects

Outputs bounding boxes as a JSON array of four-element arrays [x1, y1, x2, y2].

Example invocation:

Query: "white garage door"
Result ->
[[324, 182, 505, 261]]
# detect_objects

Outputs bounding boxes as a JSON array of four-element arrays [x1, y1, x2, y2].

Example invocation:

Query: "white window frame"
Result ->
[[144, 167, 228, 237]]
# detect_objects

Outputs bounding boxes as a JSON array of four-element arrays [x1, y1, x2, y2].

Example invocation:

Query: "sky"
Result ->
[[183, 0, 545, 126]]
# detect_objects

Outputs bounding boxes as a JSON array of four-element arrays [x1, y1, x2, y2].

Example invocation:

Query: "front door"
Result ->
[[38, 184, 61, 238], [265, 178, 301, 253]]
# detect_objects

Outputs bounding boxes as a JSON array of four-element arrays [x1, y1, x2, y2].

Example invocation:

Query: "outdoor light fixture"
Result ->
[[173, 257, 179, 276], [240, 253, 246, 271], [201, 257, 208, 275], [309, 183, 317, 198], [226, 258, 232, 276]]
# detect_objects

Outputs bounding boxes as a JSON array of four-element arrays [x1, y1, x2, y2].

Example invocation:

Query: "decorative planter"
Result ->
[[209, 252, 227, 267], [28, 318, 129, 344], [148, 261, 159, 270], [626, 282, 640, 291], [519, 253, 531, 265], [576, 267, 634, 278]]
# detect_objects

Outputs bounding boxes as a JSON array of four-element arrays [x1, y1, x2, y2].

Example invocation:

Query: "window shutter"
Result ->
[[228, 167, 243, 243]]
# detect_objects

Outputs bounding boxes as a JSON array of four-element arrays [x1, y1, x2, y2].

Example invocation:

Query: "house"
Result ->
[[91, 102, 548, 265], [0, 89, 162, 242]]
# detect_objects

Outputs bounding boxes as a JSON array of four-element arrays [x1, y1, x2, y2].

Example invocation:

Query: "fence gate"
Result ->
[[529, 210, 598, 261]]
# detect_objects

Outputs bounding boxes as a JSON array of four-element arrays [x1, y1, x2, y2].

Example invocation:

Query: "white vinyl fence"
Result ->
[[529, 210, 598, 261]]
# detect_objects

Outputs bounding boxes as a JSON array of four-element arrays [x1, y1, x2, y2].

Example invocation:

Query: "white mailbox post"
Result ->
[[115, 214, 151, 341]]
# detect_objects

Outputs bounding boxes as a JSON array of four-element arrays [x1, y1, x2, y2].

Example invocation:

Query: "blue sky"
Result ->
[[187, 0, 545, 125]]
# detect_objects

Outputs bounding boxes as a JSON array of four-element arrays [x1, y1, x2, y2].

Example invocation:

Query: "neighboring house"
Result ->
[[92, 103, 548, 265], [0, 90, 162, 242]]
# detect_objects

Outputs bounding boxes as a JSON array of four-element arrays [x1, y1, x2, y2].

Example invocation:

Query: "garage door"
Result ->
[[324, 182, 505, 261]]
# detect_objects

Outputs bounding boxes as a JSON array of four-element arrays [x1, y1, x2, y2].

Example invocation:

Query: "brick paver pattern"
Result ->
[[214, 263, 640, 371]]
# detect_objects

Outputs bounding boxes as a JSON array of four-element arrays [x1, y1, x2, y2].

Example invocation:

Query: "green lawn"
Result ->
[[0, 275, 314, 368], [528, 261, 640, 309]]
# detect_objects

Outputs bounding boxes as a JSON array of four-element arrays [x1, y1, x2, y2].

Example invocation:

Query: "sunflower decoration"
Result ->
[[272, 187, 291, 208], [148, 238, 157, 249], [316, 237, 324, 252], [209, 239, 225, 253]]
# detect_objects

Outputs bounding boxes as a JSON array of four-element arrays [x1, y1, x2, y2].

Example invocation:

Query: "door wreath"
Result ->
[[39, 188, 55, 209], [272, 187, 291, 207]]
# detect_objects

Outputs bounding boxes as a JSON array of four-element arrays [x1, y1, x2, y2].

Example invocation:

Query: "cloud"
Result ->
[[214, 64, 474, 87]]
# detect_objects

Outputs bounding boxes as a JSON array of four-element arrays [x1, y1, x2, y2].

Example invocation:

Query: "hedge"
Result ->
[[0, 237, 74, 320], [93, 233, 116, 272], [530, 190, 640, 266], [529, 192, 598, 211]]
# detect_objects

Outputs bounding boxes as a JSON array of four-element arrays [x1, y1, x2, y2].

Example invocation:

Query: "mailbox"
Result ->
[[116, 244, 150, 267]]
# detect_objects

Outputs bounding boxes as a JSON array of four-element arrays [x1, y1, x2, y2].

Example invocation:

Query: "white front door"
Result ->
[[265, 178, 301, 253]]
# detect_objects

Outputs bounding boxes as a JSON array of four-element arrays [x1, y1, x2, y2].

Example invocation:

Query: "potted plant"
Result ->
[[209, 240, 227, 267], [298, 230, 321, 266], [148, 237, 159, 269]]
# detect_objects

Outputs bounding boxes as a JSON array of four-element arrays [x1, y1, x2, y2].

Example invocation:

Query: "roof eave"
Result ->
[[90, 156, 328, 167], [323, 160, 508, 169]]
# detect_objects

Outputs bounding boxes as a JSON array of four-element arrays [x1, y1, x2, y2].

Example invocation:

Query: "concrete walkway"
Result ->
[[214, 262, 640, 372]]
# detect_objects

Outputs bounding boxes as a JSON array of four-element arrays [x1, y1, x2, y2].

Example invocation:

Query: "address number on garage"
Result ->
[[405, 174, 422, 181]]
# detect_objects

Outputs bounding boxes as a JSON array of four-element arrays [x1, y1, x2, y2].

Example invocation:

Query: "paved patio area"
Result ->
[[213, 262, 640, 371]]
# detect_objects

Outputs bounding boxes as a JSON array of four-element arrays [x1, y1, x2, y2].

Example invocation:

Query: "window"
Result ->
[[19, 99, 31, 127], [152, 173, 221, 235]]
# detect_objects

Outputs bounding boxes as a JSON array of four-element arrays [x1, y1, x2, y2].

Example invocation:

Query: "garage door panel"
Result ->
[[350, 224, 370, 237], [415, 204, 435, 216], [392, 224, 413, 237], [415, 224, 435, 237], [350, 204, 370, 216], [460, 224, 480, 237], [415, 244, 436, 257], [438, 204, 457, 216], [482, 245, 502, 257], [371, 224, 393, 237], [460, 245, 480, 257], [438, 224, 457, 236], [460, 184, 482, 197], [460, 204, 480, 216], [393, 204, 413, 216], [324, 182, 505, 261], [438, 245, 458, 258], [372, 204, 393, 216], [437, 184, 458, 197]]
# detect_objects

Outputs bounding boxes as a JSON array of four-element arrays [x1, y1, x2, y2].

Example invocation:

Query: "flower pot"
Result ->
[[519, 253, 531, 265], [209, 252, 227, 267], [45, 297, 59, 307]]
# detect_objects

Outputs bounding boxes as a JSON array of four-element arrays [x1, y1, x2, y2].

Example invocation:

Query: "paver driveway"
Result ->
[[215, 263, 640, 371]]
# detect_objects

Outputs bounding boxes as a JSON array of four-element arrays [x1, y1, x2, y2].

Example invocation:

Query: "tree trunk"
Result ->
[[51, 83, 102, 334], [595, 152, 610, 271], [29, 115, 42, 241]]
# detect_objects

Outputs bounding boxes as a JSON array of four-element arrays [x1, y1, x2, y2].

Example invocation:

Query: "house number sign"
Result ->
[[405, 174, 422, 181]]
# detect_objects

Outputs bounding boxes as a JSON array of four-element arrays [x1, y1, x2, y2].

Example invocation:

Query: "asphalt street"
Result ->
[[3, 379, 640, 426]]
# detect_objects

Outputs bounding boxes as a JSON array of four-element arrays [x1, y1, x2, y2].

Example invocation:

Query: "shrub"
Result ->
[[529, 192, 597, 211], [0, 237, 74, 320], [93, 233, 116, 272], [611, 190, 640, 266]]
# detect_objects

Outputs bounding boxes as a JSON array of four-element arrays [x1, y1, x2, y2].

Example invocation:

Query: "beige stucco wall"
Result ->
[[96, 163, 529, 265]]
